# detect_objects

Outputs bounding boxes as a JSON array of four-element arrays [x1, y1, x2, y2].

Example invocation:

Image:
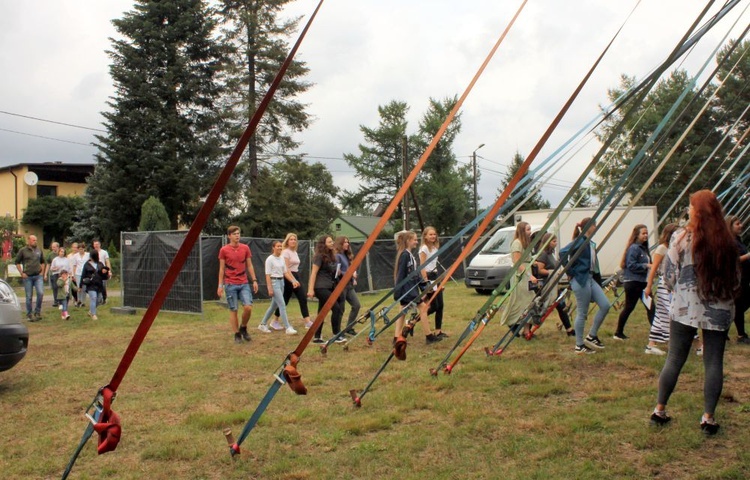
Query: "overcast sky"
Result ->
[[1, 1, 747, 208]]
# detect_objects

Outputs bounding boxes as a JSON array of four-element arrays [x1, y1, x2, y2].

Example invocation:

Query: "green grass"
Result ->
[[1, 283, 749, 479]]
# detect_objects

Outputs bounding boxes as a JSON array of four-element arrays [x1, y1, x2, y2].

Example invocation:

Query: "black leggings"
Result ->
[[557, 297, 572, 330], [313, 287, 344, 338], [274, 271, 310, 318], [732, 284, 749, 337], [615, 280, 655, 335], [426, 271, 444, 330], [658, 321, 726, 415]]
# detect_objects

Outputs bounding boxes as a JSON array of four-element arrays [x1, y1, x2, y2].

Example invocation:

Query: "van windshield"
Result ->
[[480, 230, 514, 254]]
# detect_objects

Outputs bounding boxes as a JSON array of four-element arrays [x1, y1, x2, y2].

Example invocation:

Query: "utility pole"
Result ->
[[472, 143, 485, 218], [402, 136, 409, 230]]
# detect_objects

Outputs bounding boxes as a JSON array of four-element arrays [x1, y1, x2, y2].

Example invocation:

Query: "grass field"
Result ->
[[1, 283, 749, 479]]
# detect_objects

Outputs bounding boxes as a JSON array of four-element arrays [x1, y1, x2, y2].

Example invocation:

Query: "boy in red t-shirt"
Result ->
[[218, 226, 259, 344]]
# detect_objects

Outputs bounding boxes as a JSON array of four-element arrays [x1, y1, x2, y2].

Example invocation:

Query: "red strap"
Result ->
[[104, 0, 326, 396], [291, 2, 530, 360], [94, 388, 121, 454]]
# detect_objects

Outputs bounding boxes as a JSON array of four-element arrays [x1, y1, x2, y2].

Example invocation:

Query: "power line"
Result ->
[[0, 127, 95, 147], [0, 110, 107, 132]]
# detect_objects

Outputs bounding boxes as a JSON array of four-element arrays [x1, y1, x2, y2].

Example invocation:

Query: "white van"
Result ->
[[464, 225, 544, 294], [464, 206, 658, 294]]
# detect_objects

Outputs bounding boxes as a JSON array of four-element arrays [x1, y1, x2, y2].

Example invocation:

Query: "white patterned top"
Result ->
[[663, 229, 734, 331]]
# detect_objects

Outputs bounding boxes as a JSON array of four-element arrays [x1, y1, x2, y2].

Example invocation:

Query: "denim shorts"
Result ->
[[225, 283, 253, 311]]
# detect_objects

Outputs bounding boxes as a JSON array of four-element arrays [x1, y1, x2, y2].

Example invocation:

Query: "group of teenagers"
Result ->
[[218, 189, 746, 435], [14, 236, 111, 322], [217, 225, 447, 346], [502, 189, 748, 435]]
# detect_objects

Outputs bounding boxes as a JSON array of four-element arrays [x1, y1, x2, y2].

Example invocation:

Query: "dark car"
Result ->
[[0, 278, 28, 371]]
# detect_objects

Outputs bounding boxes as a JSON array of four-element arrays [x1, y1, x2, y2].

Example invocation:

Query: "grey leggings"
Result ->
[[657, 320, 727, 415]]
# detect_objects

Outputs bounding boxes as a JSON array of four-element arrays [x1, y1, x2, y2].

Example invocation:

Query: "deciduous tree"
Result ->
[[590, 70, 720, 220], [234, 156, 338, 238], [21, 196, 85, 246]]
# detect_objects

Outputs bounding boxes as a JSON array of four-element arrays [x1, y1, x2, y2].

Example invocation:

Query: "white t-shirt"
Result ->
[[419, 245, 438, 272], [71, 252, 90, 277], [50, 256, 72, 275], [97, 249, 110, 266], [265, 255, 287, 278], [281, 248, 301, 272]]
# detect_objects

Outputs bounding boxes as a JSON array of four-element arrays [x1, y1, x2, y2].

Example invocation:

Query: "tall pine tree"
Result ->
[[497, 151, 551, 224], [87, 0, 226, 242], [412, 96, 472, 235], [341, 100, 419, 220], [217, 0, 311, 195]]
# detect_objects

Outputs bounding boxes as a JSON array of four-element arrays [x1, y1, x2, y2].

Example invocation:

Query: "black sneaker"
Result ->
[[239, 326, 251, 342], [650, 411, 671, 426], [612, 333, 629, 341], [574, 344, 596, 355], [27, 313, 36, 322], [234, 333, 243, 344], [700, 418, 720, 435], [584, 335, 605, 349], [426, 333, 442, 344], [33, 312, 42, 321], [334, 335, 347, 344], [437, 331, 449, 339], [312, 337, 325, 344], [345, 328, 357, 336], [737, 336, 750, 345]]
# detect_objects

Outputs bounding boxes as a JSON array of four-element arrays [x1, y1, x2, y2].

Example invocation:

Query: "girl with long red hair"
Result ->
[[651, 190, 739, 435]]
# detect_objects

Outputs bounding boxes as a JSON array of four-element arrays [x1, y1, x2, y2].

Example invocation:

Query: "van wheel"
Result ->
[[475, 289, 492, 295]]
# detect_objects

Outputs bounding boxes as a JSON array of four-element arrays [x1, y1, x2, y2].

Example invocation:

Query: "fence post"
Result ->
[[365, 248, 373, 292]]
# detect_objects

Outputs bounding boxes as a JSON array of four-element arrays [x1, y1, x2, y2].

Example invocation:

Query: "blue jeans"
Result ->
[[23, 274, 44, 315], [75, 275, 85, 305], [50, 274, 60, 305], [225, 283, 252, 311], [260, 279, 291, 328], [343, 285, 361, 327], [60, 297, 69, 314], [571, 277, 611, 346], [88, 290, 99, 316]]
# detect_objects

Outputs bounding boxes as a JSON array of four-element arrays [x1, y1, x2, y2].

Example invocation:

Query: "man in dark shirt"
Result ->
[[15, 234, 46, 321]]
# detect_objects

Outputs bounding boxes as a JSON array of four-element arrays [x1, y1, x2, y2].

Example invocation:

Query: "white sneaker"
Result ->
[[304, 319, 314, 329], [645, 345, 666, 355], [270, 320, 284, 331], [258, 324, 271, 333], [285, 327, 298, 335]]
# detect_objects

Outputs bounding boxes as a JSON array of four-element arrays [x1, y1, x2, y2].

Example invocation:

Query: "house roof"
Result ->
[[336, 215, 387, 237], [0, 162, 95, 183]]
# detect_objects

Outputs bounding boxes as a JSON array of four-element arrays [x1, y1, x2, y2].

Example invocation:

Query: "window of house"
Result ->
[[335, 223, 341, 231], [37, 185, 57, 197]]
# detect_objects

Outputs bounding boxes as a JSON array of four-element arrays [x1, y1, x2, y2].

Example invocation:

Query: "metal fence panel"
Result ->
[[121, 231, 202, 314], [120, 233, 469, 314]]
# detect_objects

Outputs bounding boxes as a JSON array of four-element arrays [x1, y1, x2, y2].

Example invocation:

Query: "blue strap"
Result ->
[[61, 398, 102, 479], [234, 374, 285, 451]]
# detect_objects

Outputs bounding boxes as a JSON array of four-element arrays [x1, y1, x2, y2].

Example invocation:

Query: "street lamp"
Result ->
[[472, 143, 485, 217]]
